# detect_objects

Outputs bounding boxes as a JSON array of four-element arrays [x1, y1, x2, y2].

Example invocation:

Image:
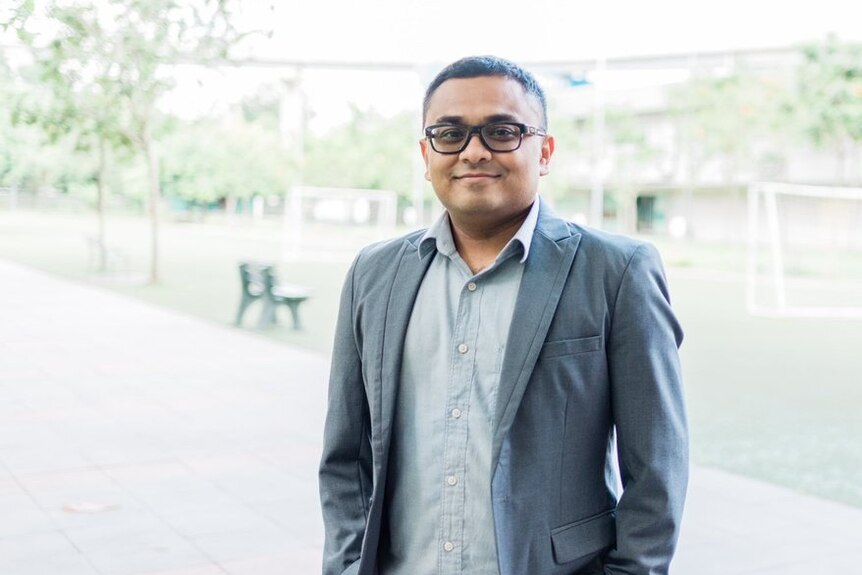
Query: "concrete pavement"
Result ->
[[1, 259, 860, 574]]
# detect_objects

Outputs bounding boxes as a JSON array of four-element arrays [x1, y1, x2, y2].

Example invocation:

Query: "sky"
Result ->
[[9, 0, 858, 127], [249, 0, 862, 64], [160, 0, 862, 127]]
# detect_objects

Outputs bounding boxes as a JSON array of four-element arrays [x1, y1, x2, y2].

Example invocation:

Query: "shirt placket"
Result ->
[[439, 275, 482, 573]]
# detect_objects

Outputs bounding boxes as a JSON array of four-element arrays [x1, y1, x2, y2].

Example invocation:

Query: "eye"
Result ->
[[484, 124, 520, 141], [433, 126, 467, 142]]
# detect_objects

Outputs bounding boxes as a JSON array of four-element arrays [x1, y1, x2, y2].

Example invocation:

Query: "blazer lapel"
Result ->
[[377, 237, 435, 454], [492, 207, 581, 466]]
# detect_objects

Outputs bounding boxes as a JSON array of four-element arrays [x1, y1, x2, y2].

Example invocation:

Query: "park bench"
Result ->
[[235, 262, 311, 330], [86, 235, 128, 272]]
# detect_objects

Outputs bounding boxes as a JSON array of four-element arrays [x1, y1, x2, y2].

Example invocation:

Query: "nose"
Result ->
[[459, 131, 492, 163]]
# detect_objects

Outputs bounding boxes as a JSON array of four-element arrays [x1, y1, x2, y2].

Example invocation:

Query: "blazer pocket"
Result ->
[[540, 335, 602, 360], [550, 509, 616, 564]]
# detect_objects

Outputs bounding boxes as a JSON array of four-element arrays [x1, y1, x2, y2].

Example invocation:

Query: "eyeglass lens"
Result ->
[[430, 123, 523, 153]]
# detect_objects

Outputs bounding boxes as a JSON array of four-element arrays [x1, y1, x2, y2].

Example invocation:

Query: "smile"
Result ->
[[453, 173, 501, 179]]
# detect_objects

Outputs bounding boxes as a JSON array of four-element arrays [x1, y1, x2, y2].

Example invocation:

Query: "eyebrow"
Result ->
[[432, 113, 521, 125]]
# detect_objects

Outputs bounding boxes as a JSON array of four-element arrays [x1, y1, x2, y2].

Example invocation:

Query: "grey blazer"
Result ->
[[319, 203, 688, 575]]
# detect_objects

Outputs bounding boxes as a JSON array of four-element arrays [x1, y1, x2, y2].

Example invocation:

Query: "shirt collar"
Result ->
[[418, 196, 542, 264]]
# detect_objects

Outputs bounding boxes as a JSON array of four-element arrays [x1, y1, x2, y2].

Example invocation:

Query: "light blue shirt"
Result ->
[[380, 199, 540, 575]]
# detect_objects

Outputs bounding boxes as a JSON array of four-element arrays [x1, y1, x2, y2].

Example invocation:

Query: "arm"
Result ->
[[605, 244, 688, 575], [319, 257, 373, 575]]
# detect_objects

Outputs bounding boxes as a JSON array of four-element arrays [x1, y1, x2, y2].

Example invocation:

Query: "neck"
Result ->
[[448, 205, 532, 274]]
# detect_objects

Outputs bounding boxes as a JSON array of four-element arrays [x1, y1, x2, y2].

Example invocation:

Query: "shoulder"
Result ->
[[554, 218, 663, 277], [348, 229, 426, 283], [354, 229, 424, 266], [577, 224, 657, 260], [536, 200, 660, 272]]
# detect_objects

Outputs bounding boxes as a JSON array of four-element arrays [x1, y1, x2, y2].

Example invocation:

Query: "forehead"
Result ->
[[425, 76, 543, 125]]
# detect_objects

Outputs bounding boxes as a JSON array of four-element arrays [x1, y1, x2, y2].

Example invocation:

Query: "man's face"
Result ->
[[420, 75, 554, 230]]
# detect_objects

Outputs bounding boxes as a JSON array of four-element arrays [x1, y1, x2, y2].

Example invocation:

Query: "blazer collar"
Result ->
[[418, 198, 543, 263]]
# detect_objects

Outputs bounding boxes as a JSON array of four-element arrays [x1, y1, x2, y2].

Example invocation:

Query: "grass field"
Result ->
[[1, 208, 861, 508]]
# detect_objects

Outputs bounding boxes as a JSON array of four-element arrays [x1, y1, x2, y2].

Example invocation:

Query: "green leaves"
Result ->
[[668, 36, 862, 181], [794, 36, 862, 147], [303, 107, 416, 200], [160, 114, 294, 203]]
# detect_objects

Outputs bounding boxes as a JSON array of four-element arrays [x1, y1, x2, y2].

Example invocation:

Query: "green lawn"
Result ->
[[2, 209, 861, 508], [0, 210, 352, 353]]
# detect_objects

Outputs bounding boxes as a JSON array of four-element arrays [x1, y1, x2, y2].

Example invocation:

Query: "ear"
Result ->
[[538, 135, 555, 177], [419, 138, 431, 181]]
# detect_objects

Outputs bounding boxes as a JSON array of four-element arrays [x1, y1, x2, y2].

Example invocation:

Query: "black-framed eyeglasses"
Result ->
[[424, 122, 547, 154]]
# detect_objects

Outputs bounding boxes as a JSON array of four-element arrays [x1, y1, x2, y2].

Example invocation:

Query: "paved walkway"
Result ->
[[0, 259, 860, 575]]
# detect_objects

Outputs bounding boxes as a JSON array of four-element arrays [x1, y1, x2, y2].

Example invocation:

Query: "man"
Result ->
[[319, 56, 688, 575]]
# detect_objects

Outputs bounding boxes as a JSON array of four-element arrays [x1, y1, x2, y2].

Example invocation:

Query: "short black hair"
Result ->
[[423, 55, 548, 129]]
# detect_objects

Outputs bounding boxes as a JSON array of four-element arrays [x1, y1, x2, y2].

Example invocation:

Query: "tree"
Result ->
[[604, 109, 663, 233], [668, 70, 788, 184], [160, 112, 293, 210], [303, 106, 417, 202], [666, 67, 792, 238], [7, 9, 135, 270], [0, 59, 92, 196], [791, 36, 862, 181], [6, 0, 252, 282], [545, 106, 662, 232]]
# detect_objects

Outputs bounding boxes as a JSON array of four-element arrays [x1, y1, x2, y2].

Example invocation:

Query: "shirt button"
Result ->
[[446, 475, 458, 486], [467, 281, 477, 292], [457, 343, 468, 354], [451, 408, 462, 419], [443, 541, 454, 552]]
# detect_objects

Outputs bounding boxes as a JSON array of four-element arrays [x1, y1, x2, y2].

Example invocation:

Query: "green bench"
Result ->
[[86, 235, 128, 272], [235, 262, 311, 330]]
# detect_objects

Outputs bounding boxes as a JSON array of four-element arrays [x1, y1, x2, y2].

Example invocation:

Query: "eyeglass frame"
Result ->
[[423, 121, 548, 155]]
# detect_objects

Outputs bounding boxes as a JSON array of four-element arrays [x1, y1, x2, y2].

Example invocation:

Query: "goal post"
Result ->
[[282, 186, 399, 262], [747, 182, 862, 319]]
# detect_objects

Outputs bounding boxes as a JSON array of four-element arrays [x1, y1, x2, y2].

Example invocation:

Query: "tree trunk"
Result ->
[[225, 195, 237, 225], [96, 136, 108, 272], [837, 138, 849, 183], [143, 124, 161, 284]]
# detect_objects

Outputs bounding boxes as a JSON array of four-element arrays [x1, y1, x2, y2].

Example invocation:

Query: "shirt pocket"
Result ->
[[540, 335, 602, 360]]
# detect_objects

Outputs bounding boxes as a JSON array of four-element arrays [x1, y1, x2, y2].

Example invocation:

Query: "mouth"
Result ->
[[453, 173, 501, 180]]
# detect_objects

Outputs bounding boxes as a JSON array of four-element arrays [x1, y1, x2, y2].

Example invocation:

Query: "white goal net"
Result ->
[[282, 186, 398, 261], [747, 182, 862, 318]]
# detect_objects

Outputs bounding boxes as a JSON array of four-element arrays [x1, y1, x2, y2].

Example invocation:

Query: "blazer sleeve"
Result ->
[[604, 243, 689, 575], [319, 256, 373, 575]]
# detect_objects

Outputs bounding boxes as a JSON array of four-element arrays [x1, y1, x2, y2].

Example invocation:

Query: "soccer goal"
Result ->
[[281, 186, 399, 261], [747, 182, 862, 318]]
